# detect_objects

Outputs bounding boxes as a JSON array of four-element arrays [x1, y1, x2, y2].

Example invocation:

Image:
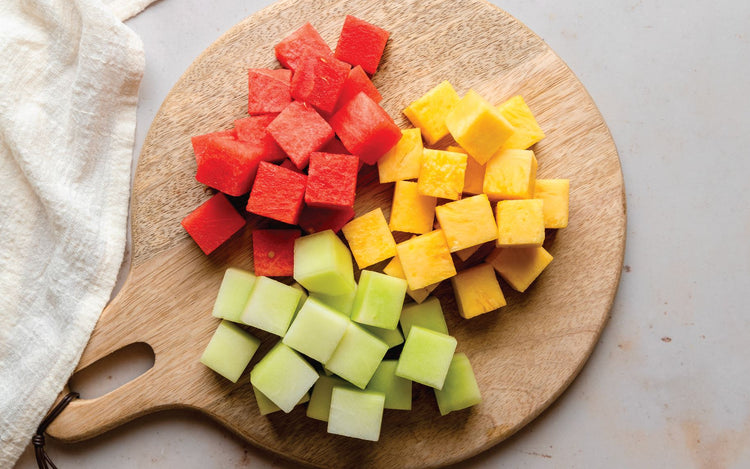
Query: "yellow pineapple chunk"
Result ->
[[534, 179, 570, 228], [496, 95, 545, 150], [486, 246, 553, 292], [389, 180, 437, 234], [417, 149, 467, 200], [448, 145, 485, 195], [341, 208, 396, 268], [445, 89, 516, 164], [483, 149, 538, 200], [383, 255, 439, 303], [495, 199, 545, 247], [435, 194, 497, 252], [377, 128, 424, 183], [451, 263, 506, 318], [395, 230, 456, 290], [403, 81, 460, 145], [455, 244, 481, 262]]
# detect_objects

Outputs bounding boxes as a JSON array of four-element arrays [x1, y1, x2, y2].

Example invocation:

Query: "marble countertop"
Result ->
[[15, 0, 750, 467]]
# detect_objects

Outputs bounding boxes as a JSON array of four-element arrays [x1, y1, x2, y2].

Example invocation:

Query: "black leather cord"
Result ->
[[33, 392, 79, 469]]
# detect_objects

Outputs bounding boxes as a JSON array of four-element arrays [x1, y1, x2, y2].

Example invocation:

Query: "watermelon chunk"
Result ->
[[275, 22, 333, 71], [298, 206, 355, 234], [305, 152, 359, 209], [335, 15, 389, 75], [333, 65, 382, 114], [234, 115, 286, 163], [291, 54, 351, 115], [267, 101, 334, 170], [320, 138, 351, 155], [193, 134, 265, 196], [280, 158, 304, 173], [246, 161, 307, 225], [252, 229, 301, 277], [329, 91, 401, 165], [247, 69, 292, 115], [181, 193, 246, 255], [191, 129, 236, 165]]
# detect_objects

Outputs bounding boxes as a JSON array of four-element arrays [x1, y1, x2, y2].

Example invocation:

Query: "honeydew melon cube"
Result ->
[[399, 297, 448, 338], [310, 284, 357, 317], [253, 386, 309, 416], [212, 268, 256, 322], [350, 270, 407, 330], [250, 342, 319, 413], [327, 387, 385, 441], [434, 353, 482, 415], [200, 320, 261, 383], [282, 297, 349, 363], [366, 360, 412, 410], [240, 276, 304, 336], [306, 374, 354, 421], [325, 322, 388, 389], [294, 229, 356, 296], [290, 282, 308, 318], [396, 326, 456, 390], [362, 324, 404, 348]]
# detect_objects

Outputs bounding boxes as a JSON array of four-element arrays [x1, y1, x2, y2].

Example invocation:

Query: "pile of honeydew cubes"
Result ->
[[201, 230, 479, 442]]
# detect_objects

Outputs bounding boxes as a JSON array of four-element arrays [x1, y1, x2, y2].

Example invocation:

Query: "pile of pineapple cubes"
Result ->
[[343, 80, 569, 319]]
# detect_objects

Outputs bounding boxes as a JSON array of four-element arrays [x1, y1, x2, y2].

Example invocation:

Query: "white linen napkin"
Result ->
[[0, 0, 155, 465]]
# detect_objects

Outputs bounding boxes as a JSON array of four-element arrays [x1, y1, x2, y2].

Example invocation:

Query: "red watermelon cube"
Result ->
[[298, 205, 355, 234], [181, 193, 246, 255], [280, 158, 304, 173], [234, 115, 286, 163], [333, 65, 382, 114], [291, 54, 351, 115], [267, 101, 334, 170], [247, 69, 292, 115], [191, 129, 236, 164], [275, 22, 333, 71], [252, 229, 301, 277], [246, 161, 307, 225], [192, 134, 265, 196], [305, 152, 359, 209], [329, 91, 401, 165], [334, 16, 389, 75], [320, 138, 350, 155]]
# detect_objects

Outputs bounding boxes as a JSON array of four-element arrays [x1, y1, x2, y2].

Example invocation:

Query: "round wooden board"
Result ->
[[47, 0, 626, 467]]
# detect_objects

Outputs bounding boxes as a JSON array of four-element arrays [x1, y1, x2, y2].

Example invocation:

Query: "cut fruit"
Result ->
[[282, 297, 350, 363], [247, 68, 292, 115], [496, 95, 545, 151], [274, 22, 333, 71], [291, 54, 351, 115], [377, 128, 424, 183], [382, 255, 439, 304], [253, 386, 309, 416], [267, 101, 334, 169], [250, 341, 319, 413], [486, 246, 553, 292], [193, 134, 265, 196], [181, 193, 246, 255], [434, 194, 497, 252], [403, 80, 460, 145], [212, 267, 256, 323], [200, 320, 261, 383], [483, 149, 538, 201], [450, 263, 506, 319], [389, 180, 436, 235], [495, 199, 545, 247], [396, 325, 456, 390], [327, 386, 385, 441], [399, 297, 448, 338], [304, 152, 359, 209], [434, 353, 481, 415], [334, 15, 389, 75], [367, 359, 412, 410], [298, 205, 355, 234], [246, 161, 307, 225], [417, 149, 467, 200], [293, 229, 356, 295], [252, 229, 300, 277], [325, 321, 389, 388], [333, 65, 382, 114], [395, 230, 456, 290], [310, 283, 357, 317], [307, 375, 354, 421], [350, 270, 407, 330], [241, 276, 304, 337], [234, 114, 286, 163], [361, 324, 404, 349], [341, 208, 397, 269], [533, 178, 570, 229]]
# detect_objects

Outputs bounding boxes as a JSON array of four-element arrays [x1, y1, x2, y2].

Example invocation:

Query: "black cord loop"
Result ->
[[33, 391, 79, 469]]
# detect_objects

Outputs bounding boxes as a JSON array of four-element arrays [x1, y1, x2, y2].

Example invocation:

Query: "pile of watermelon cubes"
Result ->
[[181, 15, 399, 275]]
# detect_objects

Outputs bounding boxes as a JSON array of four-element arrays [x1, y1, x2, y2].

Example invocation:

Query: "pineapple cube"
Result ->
[[534, 179, 570, 229], [495, 199, 545, 247], [496, 95, 545, 151], [417, 149, 467, 200], [377, 128, 423, 183], [486, 246, 553, 292], [389, 180, 437, 234], [445, 89, 516, 164], [455, 244, 481, 262], [403, 80, 460, 145], [435, 194, 497, 252], [395, 230, 456, 290], [447, 145, 484, 195], [483, 149, 538, 200], [382, 255, 438, 303], [450, 263, 506, 319], [342, 208, 396, 268]]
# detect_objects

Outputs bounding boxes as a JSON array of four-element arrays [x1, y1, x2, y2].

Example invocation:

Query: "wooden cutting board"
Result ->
[[47, 0, 626, 466]]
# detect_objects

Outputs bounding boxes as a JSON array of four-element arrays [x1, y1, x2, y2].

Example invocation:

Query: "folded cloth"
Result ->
[[0, 0, 155, 465]]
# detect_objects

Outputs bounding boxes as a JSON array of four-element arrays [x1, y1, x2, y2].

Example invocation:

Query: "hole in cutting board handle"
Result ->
[[68, 342, 155, 399]]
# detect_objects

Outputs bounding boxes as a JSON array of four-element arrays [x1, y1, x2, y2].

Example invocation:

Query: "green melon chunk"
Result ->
[[250, 342, 319, 413], [366, 360, 412, 410], [310, 284, 357, 317], [434, 353, 482, 415], [325, 322, 388, 389], [200, 320, 260, 383], [253, 386, 310, 416], [294, 230, 356, 296], [399, 297, 449, 338], [282, 297, 349, 363], [362, 324, 404, 349], [291, 282, 308, 317], [240, 276, 304, 336], [327, 386, 385, 441], [212, 268, 256, 322], [350, 270, 407, 330], [306, 375, 354, 421], [396, 326, 457, 390]]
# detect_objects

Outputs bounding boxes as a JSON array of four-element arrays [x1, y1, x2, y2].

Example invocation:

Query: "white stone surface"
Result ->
[[15, 0, 750, 467]]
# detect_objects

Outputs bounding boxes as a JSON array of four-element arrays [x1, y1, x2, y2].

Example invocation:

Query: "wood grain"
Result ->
[[46, 0, 626, 467]]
